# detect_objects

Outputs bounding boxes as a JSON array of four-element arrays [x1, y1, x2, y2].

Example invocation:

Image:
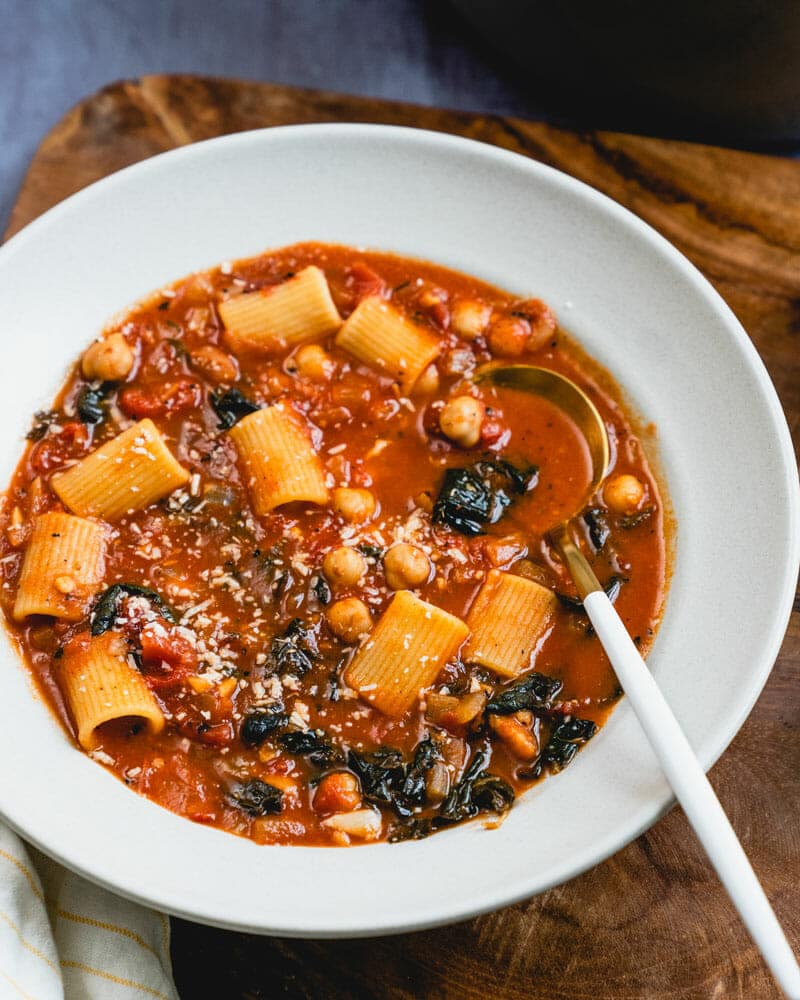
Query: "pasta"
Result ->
[[346, 591, 468, 717], [219, 265, 342, 353], [51, 418, 189, 521], [13, 512, 107, 622], [59, 631, 165, 750], [464, 569, 557, 678], [228, 405, 330, 513], [335, 297, 440, 393]]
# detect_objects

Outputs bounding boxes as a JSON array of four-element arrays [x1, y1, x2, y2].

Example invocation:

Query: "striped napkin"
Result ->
[[0, 823, 178, 999]]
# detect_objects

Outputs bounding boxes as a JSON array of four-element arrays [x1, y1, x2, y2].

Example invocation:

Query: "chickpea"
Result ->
[[326, 597, 372, 642], [332, 487, 376, 524], [190, 344, 238, 384], [514, 298, 557, 350], [81, 333, 134, 381], [383, 543, 431, 591], [414, 364, 440, 395], [487, 315, 530, 358], [604, 473, 645, 515], [451, 299, 491, 340], [322, 546, 367, 588], [313, 772, 362, 815], [439, 395, 485, 448], [294, 343, 335, 381]]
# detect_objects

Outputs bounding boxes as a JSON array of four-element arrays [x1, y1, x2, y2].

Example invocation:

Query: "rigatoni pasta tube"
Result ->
[[346, 591, 468, 717], [13, 512, 106, 622], [335, 297, 440, 394], [464, 569, 557, 678], [59, 631, 165, 750], [219, 266, 342, 353], [51, 418, 189, 521], [228, 405, 330, 513]]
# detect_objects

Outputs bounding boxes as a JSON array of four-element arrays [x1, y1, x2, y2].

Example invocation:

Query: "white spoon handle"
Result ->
[[584, 591, 800, 999]]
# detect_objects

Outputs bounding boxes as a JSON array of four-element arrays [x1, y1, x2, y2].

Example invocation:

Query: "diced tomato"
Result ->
[[345, 263, 386, 306], [480, 419, 509, 447], [140, 623, 197, 672], [551, 699, 583, 717], [138, 755, 219, 817], [31, 422, 90, 474], [262, 755, 294, 776], [196, 722, 234, 747], [303, 521, 347, 562], [139, 623, 198, 689], [119, 379, 200, 417]]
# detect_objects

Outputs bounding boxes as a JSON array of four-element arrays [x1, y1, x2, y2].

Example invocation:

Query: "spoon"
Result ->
[[476, 364, 800, 999]]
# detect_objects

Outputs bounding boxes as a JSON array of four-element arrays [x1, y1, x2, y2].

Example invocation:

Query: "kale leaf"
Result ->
[[393, 736, 441, 817], [484, 672, 563, 715], [433, 459, 538, 536], [389, 743, 514, 840], [267, 618, 318, 677], [26, 410, 58, 441], [438, 747, 515, 823], [228, 779, 283, 816], [471, 772, 516, 813], [432, 467, 490, 536], [550, 717, 598, 742], [619, 507, 654, 529], [312, 575, 332, 605], [476, 459, 537, 495], [541, 716, 598, 772], [437, 748, 488, 822], [388, 817, 434, 843], [77, 381, 116, 425], [240, 708, 287, 747], [348, 747, 406, 807], [349, 737, 441, 817], [583, 507, 609, 551], [278, 730, 344, 768], [542, 739, 579, 770], [210, 388, 260, 429], [91, 583, 177, 636]]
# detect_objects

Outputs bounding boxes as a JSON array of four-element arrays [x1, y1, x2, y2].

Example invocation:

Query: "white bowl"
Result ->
[[0, 125, 797, 937]]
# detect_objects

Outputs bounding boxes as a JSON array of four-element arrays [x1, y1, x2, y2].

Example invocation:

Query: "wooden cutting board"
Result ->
[[5, 75, 799, 1000]]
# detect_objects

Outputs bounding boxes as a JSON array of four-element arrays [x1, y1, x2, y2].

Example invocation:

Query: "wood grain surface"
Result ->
[[4, 75, 799, 1000]]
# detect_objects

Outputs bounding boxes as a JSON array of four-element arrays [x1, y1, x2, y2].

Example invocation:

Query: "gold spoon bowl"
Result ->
[[475, 364, 610, 599]]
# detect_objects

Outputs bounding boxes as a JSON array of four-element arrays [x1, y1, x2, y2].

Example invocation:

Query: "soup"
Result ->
[[0, 243, 667, 845]]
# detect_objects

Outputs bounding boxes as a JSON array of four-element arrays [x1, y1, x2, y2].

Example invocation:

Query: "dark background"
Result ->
[[5, 0, 799, 236], [0, 0, 551, 233]]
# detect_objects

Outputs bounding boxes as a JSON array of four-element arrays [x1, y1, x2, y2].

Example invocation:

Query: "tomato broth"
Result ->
[[0, 243, 668, 845]]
